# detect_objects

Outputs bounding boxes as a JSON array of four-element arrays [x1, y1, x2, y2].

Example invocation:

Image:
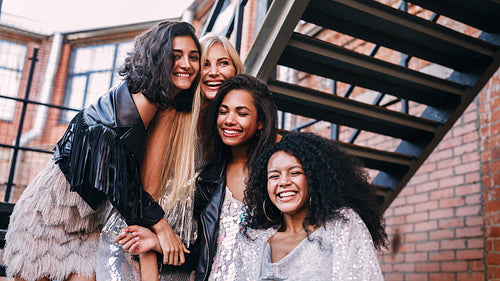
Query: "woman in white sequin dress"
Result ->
[[236, 132, 387, 280]]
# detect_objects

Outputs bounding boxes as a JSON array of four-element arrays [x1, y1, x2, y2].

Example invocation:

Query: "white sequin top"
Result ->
[[208, 187, 245, 281], [234, 208, 384, 281]]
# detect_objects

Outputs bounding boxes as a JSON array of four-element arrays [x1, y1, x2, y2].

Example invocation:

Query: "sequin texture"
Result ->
[[208, 187, 245, 281], [234, 208, 384, 281]]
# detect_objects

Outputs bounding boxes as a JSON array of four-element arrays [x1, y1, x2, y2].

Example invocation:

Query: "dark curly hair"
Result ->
[[201, 74, 278, 168], [242, 132, 387, 249], [119, 21, 201, 112]]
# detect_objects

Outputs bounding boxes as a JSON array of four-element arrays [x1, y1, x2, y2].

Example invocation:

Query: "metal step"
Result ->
[[268, 79, 440, 141], [303, 0, 499, 72], [281, 32, 467, 106], [407, 0, 500, 33]]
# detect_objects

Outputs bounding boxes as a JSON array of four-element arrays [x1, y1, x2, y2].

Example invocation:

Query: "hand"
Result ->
[[115, 225, 160, 255], [152, 219, 190, 266]]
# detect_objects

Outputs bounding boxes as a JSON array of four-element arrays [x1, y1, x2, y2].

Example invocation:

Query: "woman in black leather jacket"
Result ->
[[4, 21, 201, 281], [194, 74, 278, 281]]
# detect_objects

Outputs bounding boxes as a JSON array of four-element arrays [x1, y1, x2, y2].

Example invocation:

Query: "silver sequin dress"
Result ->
[[234, 208, 384, 281], [96, 180, 196, 281], [208, 187, 245, 281]]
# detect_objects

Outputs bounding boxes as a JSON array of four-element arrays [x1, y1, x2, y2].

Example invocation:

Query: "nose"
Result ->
[[224, 112, 237, 125], [179, 55, 191, 69], [278, 174, 291, 187], [208, 64, 219, 76]]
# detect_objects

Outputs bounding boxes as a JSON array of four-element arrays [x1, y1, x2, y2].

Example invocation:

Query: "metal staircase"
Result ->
[[241, 0, 500, 210]]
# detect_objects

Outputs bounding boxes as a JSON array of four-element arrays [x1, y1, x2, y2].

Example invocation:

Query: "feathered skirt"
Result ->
[[4, 159, 109, 281]]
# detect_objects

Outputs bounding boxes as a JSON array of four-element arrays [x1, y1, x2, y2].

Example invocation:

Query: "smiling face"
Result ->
[[216, 89, 263, 149], [267, 151, 309, 218], [201, 43, 237, 100], [171, 35, 200, 94]]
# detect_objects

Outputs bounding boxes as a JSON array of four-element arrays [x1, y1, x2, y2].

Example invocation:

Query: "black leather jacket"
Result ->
[[53, 82, 165, 228], [193, 164, 226, 281]]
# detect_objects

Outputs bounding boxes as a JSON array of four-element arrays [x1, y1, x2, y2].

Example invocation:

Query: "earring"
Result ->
[[263, 199, 281, 222]]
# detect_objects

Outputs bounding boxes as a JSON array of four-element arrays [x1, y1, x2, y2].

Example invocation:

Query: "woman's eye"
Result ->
[[268, 174, 279, 180], [191, 55, 199, 61], [219, 61, 229, 66]]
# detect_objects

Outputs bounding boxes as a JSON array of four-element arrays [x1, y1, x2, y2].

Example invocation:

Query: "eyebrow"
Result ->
[[267, 165, 302, 174], [219, 104, 251, 111], [172, 49, 200, 54]]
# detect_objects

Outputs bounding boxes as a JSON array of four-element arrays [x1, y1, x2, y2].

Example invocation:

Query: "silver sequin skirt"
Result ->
[[96, 210, 191, 281], [4, 159, 109, 281]]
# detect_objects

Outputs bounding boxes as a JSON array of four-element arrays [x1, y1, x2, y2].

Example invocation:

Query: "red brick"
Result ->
[[457, 249, 484, 260], [456, 226, 483, 238], [485, 188, 500, 201], [414, 220, 438, 232], [406, 273, 429, 281], [430, 273, 455, 281], [416, 241, 440, 252], [456, 204, 482, 216], [454, 142, 479, 155], [437, 156, 461, 170], [394, 205, 415, 216], [468, 238, 485, 249], [455, 162, 480, 175], [439, 217, 464, 228], [394, 263, 415, 271], [407, 212, 429, 223], [406, 252, 428, 262], [384, 273, 404, 281], [429, 208, 454, 219], [456, 183, 481, 196], [406, 232, 429, 242], [415, 181, 438, 193], [488, 253, 500, 265], [430, 168, 454, 180], [430, 187, 454, 200], [416, 262, 440, 272], [466, 215, 484, 226], [441, 261, 468, 271], [470, 260, 485, 271], [440, 197, 465, 208], [465, 194, 482, 205], [457, 272, 486, 281], [465, 171, 481, 184], [407, 193, 429, 204], [429, 229, 454, 240], [485, 201, 500, 213], [441, 239, 466, 250], [415, 201, 438, 212], [430, 251, 455, 261], [494, 239, 500, 251]]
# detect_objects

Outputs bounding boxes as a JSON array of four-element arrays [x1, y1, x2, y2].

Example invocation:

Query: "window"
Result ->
[[0, 41, 27, 121], [62, 41, 133, 122]]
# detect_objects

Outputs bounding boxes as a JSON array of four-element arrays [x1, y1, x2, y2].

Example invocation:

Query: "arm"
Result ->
[[139, 252, 160, 281], [330, 209, 384, 281]]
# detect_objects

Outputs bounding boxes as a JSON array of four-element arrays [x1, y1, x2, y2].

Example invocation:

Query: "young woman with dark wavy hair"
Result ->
[[5, 21, 201, 281], [236, 132, 387, 280]]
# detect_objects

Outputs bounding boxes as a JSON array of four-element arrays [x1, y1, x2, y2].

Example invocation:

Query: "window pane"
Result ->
[[86, 71, 111, 107], [73, 45, 115, 73], [0, 41, 27, 121], [63, 75, 86, 122]]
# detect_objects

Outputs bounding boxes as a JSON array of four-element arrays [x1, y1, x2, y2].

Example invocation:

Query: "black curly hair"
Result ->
[[242, 132, 387, 249], [201, 74, 278, 169], [118, 21, 201, 112]]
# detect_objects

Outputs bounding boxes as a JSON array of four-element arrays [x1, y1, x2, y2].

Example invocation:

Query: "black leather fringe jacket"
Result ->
[[53, 82, 165, 228]]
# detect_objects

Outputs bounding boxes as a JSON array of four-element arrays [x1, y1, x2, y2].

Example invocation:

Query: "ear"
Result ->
[[258, 120, 263, 131]]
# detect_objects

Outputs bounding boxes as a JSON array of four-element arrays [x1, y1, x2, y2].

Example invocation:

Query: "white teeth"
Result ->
[[176, 73, 190, 77], [223, 129, 240, 135], [206, 82, 222, 86], [278, 191, 297, 198]]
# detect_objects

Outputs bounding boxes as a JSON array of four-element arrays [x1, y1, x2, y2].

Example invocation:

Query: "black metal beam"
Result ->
[[280, 33, 466, 107], [303, 0, 498, 71]]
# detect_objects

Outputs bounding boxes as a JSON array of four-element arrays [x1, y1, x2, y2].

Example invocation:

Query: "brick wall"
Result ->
[[481, 70, 500, 280], [379, 69, 500, 280]]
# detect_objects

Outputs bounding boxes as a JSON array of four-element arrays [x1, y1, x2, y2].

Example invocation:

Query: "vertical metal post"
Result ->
[[234, 0, 248, 54], [5, 48, 39, 202], [330, 80, 339, 140]]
